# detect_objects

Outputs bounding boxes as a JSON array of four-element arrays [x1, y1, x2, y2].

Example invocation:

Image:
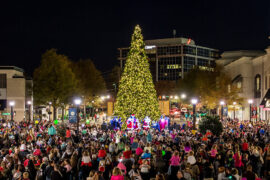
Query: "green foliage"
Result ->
[[199, 116, 223, 136], [73, 59, 106, 99], [155, 80, 176, 96], [177, 66, 243, 109], [33, 49, 77, 119], [114, 25, 160, 128], [105, 65, 121, 97]]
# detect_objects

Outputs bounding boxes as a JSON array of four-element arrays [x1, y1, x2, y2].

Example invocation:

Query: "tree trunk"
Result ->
[[53, 106, 57, 120], [62, 106, 64, 121], [84, 100, 86, 120]]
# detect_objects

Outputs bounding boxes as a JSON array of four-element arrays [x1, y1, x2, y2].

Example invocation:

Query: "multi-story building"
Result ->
[[118, 37, 219, 81], [217, 47, 270, 121], [0, 66, 33, 121]]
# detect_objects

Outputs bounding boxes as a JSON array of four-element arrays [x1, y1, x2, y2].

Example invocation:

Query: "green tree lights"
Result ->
[[114, 25, 160, 129]]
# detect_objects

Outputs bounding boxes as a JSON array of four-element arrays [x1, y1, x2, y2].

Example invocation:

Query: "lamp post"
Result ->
[[48, 102, 52, 121], [191, 98, 198, 130], [27, 101, 31, 122], [9, 101, 15, 121], [233, 102, 236, 120], [248, 99, 253, 122], [181, 93, 186, 99], [220, 101, 225, 120], [74, 98, 82, 135]]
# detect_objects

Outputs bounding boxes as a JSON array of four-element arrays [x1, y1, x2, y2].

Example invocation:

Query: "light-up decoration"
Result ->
[[110, 117, 121, 130], [126, 114, 140, 131], [143, 116, 151, 130], [159, 116, 170, 130]]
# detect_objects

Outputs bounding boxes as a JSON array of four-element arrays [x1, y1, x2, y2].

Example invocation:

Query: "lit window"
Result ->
[[237, 81, 242, 89]]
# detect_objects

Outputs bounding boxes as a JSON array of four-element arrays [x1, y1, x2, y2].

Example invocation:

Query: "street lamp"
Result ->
[[248, 99, 253, 122], [181, 94, 186, 99], [27, 101, 31, 122], [9, 101, 15, 121], [233, 102, 236, 120], [74, 98, 82, 135], [191, 98, 198, 130], [174, 95, 179, 99], [220, 101, 225, 120], [48, 102, 52, 121]]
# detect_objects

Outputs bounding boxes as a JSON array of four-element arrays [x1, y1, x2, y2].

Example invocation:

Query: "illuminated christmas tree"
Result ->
[[114, 25, 160, 129]]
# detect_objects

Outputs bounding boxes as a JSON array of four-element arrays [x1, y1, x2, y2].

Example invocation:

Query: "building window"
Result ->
[[0, 74, 7, 88], [237, 81, 242, 89], [183, 46, 196, 55], [232, 74, 243, 92], [254, 74, 261, 98], [197, 58, 209, 66]]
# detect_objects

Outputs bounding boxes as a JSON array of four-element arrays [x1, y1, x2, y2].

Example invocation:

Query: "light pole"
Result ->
[[181, 93, 186, 99], [9, 101, 15, 121], [74, 98, 82, 135], [48, 102, 52, 121], [220, 101, 225, 120], [233, 102, 236, 120], [27, 101, 31, 122], [248, 99, 253, 122], [191, 98, 198, 130]]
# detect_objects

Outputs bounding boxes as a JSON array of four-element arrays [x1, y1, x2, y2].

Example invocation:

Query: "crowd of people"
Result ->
[[0, 118, 269, 180]]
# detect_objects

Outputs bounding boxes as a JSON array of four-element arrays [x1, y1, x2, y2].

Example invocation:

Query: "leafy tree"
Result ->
[[155, 80, 176, 97], [114, 25, 160, 129], [33, 49, 77, 120], [72, 59, 106, 118], [177, 66, 243, 110], [104, 65, 121, 99], [199, 116, 223, 136]]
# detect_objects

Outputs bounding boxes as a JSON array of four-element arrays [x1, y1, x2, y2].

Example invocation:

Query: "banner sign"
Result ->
[[251, 106, 257, 118], [223, 107, 228, 116], [69, 108, 77, 123]]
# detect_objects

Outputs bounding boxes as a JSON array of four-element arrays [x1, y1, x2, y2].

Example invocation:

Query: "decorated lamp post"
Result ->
[[220, 101, 225, 120], [233, 102, 236, 120], [27, 101, 31, 122], [74, 98, 82, 135], [9, 101, 15, 121], [248, 99, 253, 122], [191, 98, 198, 130]]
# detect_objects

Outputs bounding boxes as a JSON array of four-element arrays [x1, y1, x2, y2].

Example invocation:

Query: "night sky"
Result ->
[[0, 0, 269, 77]]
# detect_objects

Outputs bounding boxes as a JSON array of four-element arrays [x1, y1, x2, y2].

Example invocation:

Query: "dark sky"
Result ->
[[0, 0, 269, 76]]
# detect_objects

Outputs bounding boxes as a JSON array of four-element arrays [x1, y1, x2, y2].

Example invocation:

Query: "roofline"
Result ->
[[118, 44, 218, 51], [0, 66, 24, 73]]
